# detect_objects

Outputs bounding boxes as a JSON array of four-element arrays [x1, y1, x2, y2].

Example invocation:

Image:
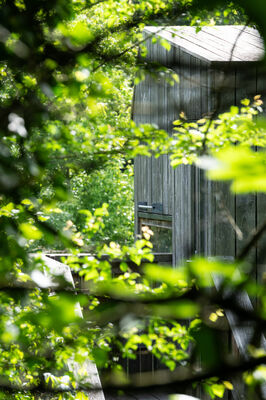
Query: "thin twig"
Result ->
[[237, 218, 266, 261]]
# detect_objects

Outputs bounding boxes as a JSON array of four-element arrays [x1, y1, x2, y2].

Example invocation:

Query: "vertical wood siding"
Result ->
[[132, 31, 266, 400], [255, 65, 266, 286], [133, 35, 266, 279]]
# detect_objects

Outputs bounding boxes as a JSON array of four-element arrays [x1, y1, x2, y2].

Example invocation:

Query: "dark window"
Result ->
[[139, 217, 172, 253]]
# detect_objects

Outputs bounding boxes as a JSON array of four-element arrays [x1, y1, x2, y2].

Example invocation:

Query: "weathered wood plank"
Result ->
[[189, 55, 201, 120], [194, 62, 210, 256], [231, 25, 262, 39], [139, 347, 154, 374], [200, 60, 209, 117], [134, 155, 140, 237], [194, 166, 202, 255], [132, 81, 141, 236], [158, 43, 170, 215], [256, 63, 266, 108], [133, 35, 154, 235], [208, 66, 235, 259], [214, 181, 236, 259], [148, 40, 162, 209], [200, 68, 216, 258], [174, 163, 195, 261], [180, 50, 191, 119], [144, 26, 264, 63], [172, 165, 184, 265], [171, 46, 181, 124], [205, 178, 215, 257], [202, 26, 264, 51], [144, 37, 152, 212], [235, 193, 256, 263], [214, 66, 236, 114], [256, 67, 266, 286], [235, 64, 259, 106], [145, 27, 226, 62], [168, 45, 181, 218], [235, 67, 257, 263], [133, 36, 148, 235], [138, 212, 172, 221], [177, 52, 195, 258], [187, 56, 199, 257], [175, 27, 243, 61], [194, 61, 210, 256]]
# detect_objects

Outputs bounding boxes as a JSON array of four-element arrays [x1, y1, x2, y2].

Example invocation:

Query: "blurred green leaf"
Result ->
[[206, 147, 266, 193], [151, 300, 199, 319], [19, 223, 43, 240], [144, 264, 189, 287]]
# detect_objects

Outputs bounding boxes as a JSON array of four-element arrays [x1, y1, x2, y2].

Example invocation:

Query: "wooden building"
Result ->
[[133, 26, 266, 275]]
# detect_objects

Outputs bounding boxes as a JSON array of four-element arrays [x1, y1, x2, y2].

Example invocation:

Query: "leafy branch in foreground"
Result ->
[[0, 0, 266, 399]]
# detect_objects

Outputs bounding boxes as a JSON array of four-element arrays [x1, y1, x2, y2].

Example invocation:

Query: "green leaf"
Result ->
[[120, 262, 128, 272], [207, 147, 266, 193], [211, 383, 225, 398], [19, 223, 43, 240], [189, 258, 240, 286], [160, 38, 171, 51], [144, 264, 188, 287], [75, 392, 90, 400], [241, 98, 250, 106], [152, 300, 199, 319], [59, 21, 94, 45], [172, 73, 179, 83]]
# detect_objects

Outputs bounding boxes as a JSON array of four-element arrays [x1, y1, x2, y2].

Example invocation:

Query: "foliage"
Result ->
[[204, 146, 266, 193], [0, 1, 266, 400], [170, 97, 266, 166], [35, 160, 134, 250]]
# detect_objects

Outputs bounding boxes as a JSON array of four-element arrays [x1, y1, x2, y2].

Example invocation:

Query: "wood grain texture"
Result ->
[[168, 45, 181, 217], [149, 39, 162, 209], [235, 67, 257, 263], [172, 165, 184, 264], [133, 34, 152, 236], [179, 50, 191, 118], [133, 26, 266, 274], [144, 26, 264, 62], [173, 27, 243, 61], [256, 65, 266, 286], [256, 193, 266, 286], [212, 68, 236, 259], [157, 43, 170, 215]]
